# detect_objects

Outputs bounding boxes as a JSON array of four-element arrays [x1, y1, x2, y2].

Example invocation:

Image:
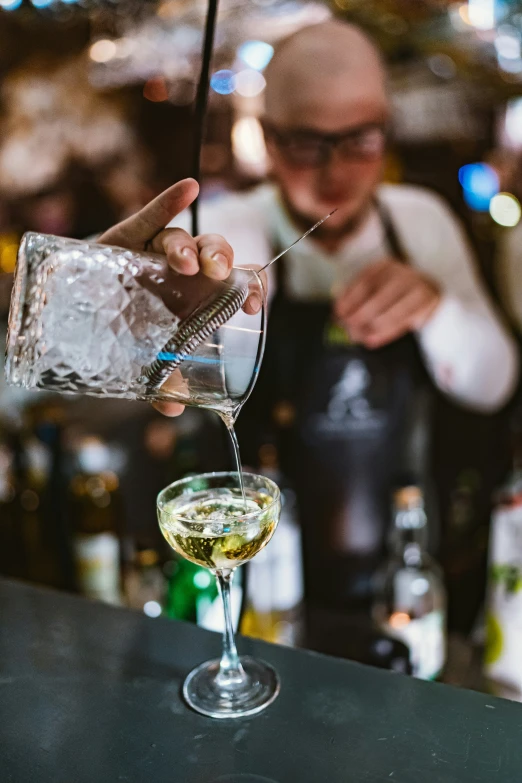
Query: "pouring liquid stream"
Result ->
[[227, 421, 246, 506], [215, 405, 246, 508]]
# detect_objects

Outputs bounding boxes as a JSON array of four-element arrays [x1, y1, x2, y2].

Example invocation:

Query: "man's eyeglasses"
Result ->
[[262, 122, 387, 167]]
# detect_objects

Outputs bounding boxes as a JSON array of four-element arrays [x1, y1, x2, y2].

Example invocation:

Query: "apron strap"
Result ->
[[374, 198, 409, 264], [274, 235, 289, 292]]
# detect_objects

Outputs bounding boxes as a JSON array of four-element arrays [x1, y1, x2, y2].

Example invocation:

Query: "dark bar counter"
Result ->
[[1, 578, 521, 783]]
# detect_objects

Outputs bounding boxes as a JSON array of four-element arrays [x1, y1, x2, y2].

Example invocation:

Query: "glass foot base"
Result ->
[[183, 656, 280, 719]]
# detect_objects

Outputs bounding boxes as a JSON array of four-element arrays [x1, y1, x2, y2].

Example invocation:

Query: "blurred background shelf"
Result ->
[[1, 0, 522, 700]]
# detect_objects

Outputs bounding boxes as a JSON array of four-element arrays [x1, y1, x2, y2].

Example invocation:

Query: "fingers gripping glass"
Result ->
[[158, 472, 281, 718], [263, 122, 387, 167]]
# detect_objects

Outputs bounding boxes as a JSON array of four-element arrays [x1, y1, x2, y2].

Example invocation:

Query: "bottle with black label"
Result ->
[[373, 484, 446, 681], [68, 437, 124, 605]]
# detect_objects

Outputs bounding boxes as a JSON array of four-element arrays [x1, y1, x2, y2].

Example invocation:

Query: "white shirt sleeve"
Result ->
[[394, 190, 519, 412]]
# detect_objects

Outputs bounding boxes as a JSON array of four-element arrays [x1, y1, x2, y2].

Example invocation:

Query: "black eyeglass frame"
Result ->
[[261, 120, 390, 167]]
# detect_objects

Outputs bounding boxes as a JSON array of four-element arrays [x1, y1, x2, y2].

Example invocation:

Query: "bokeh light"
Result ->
[[495, 33, 521, 61], [389, 612, 410, 629], [498, 56, 522, 74], [459, 163, 499, 211], [210, 70, 236, 95], [90, 40, 117, 64], [143, 78, 169, 102], [505, 98, 522, 147], [0, 0, 23, 9], [234, 69, 266, 98], [467, 0, 495, 30], [143, 601, 162, 618], [0, 243, 18, 273], [232, 116, 267, 171], [428, 54, 457, 80], [457, 4, 472, 26], [238, 40, 274, 71], [490, 193, 522, 227], [193, 570, 212, 589], [114, 38, 135, 59]]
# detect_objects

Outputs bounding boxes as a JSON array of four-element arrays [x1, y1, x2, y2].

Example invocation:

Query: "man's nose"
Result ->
[[321, 148, 354, 180]]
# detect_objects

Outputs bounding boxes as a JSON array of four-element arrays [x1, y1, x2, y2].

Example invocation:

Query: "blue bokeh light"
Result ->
[[0, 0, 23, 10], [210, 70, 236, 95], [31, 0, 53, 7], [459, 163, 499, 212], [238, 40, 274, 71]]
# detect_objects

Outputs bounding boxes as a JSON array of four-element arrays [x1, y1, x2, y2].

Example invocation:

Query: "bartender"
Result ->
[[101, 21, 519, 618]]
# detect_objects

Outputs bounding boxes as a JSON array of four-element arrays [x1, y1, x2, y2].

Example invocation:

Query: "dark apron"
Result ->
[[236, 204, 431, 614]]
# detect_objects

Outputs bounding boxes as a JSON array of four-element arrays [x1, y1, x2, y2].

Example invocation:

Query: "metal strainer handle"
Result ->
[[143, 280, 249, 392]]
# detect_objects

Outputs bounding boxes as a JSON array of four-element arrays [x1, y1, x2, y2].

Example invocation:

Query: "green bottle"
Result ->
[[163, 557, 218, 623]]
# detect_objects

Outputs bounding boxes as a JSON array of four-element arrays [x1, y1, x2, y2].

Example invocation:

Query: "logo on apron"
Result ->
[[312, 358, 387, 436]]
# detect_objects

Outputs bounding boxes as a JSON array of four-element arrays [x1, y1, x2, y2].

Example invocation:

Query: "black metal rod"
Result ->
[[191, 0, 220, 237]]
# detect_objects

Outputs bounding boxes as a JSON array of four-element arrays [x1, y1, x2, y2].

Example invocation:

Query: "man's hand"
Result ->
[[99, 178, 234, 281], [100, 178, 259, 418], [334, 258, 441, 349]]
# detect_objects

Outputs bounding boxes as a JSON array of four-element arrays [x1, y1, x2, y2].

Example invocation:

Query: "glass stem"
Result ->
[[215, 569, 247, 690]]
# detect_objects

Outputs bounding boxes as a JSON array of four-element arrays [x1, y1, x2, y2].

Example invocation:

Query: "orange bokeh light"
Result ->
[[143, 78, 169, 103], [389, 612, 411, 629]]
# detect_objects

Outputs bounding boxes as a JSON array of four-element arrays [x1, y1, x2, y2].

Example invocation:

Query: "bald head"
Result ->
[[264, 21, 388, 128], [262, 21, 389, 245]]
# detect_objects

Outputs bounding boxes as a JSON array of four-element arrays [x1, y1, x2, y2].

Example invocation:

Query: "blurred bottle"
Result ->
[[373, 484, 446, 681], [163, 558, 218, 622], [484, 428, 522, 700], [68, 437, 124, 605], [306, 613, 412, 674], [0, 425, 23, 578], [124, 542, 167, 616], [240, 443, 305, 647], [19, 432, 53, 585], [355, 632, 411, 673], [22, 401, 76, 590]]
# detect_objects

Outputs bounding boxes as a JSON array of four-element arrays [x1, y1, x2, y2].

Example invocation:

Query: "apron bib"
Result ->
[[237, 203, 431, 612]]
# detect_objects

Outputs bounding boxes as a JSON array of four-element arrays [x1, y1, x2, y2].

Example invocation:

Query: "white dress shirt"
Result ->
[[170, 183, 519, 412]]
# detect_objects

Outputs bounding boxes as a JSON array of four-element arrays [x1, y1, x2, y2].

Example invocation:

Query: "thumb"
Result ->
[[99, 178, 200, 249]]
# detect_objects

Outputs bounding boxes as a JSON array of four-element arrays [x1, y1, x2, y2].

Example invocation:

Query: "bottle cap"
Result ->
[[394, 485, 422, 509]]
